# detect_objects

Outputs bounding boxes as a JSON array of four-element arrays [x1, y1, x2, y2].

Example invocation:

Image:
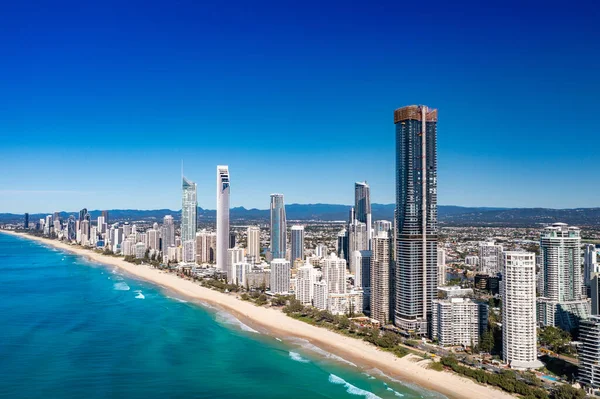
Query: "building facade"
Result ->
[[431, 297, 488, 347], [270, 258, 291, 294], [578, 316, 600, 394], [216, 166, 230, 271], [290, 225, 305, 262], [270, 194, 286, 259], [370, 232, 391, 324], [502, 251, 543, 369], [246, 226, 261, 263], [393, 105, 438, 335]]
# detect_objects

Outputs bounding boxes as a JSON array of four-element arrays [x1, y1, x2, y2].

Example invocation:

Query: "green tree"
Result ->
[[551, 384, 586, 399]]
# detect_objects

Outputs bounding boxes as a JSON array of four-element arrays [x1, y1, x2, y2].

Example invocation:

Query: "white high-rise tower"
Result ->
[[216, 166, 230, 271], [181, 175, 197, 263]]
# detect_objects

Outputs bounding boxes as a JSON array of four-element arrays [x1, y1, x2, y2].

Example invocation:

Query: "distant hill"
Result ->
[[1, 204, 599, 226]]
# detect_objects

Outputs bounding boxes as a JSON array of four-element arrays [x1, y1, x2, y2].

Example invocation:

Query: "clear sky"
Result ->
[[1, 0, 598, 213]]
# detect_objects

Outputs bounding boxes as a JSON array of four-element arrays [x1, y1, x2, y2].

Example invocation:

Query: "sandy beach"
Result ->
[[1, 230, 515, 399]]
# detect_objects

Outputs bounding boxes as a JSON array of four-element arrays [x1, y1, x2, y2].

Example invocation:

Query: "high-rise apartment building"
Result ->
[[438, 248, 446, 286], [161, 215, 175, 253], [348, 218, 368, 273], [371, 231, 391, 324], [355, 182, 372, 247], [431, 297, 488, 347], [270, 194, 286, 259], [290, 225, 305, 262], [246, 226, 261, 263], [216, 166, 230, 271], [584, 244, 599, 289], [322, 253, 346, 295], [393, 105, 438, 335], [196, 230, 217, 264], [352, 250, 371, 314], [502, 251, 542, 369], [296, 262, 317, 305], [336, 228, 348, 260], [101, 210, 109, 225], [479, 242, 503, 275], [24, 213, 29, 228], [226, 247, 244, 282], [270, 259, 291, 294], [578, 315, 600, 394], [537, 223, 589, 332], [181, 176, 197, 243], [373, 220, 392, 235]]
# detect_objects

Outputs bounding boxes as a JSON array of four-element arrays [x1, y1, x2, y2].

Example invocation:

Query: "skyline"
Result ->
[[1, 0, 599, 213]]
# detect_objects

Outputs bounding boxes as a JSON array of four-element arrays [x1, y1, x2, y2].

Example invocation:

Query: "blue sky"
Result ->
[[1, 0, 598, 213]]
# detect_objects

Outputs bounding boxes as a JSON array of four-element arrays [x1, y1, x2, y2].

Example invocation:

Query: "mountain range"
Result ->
[[1, 204, 599, 227]]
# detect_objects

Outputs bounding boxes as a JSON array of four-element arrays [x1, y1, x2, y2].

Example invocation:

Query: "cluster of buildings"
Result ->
[[23, 104, 600, 394]]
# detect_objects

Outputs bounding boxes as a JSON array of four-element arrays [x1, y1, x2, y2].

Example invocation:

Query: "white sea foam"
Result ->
[[289, 351, 310, 363], [166, 296, 188, 303], [368, 368, 446, 399], [134, 290, 145, 299], [113, 282, 130, 291], [215, 311, 259, 334], [289, 338, 357, 367], [328, 374, 381, 399], [386, 387, 404, 397]]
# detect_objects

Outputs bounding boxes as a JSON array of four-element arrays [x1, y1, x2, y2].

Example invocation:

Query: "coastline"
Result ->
[[1, 230, 515, 399]]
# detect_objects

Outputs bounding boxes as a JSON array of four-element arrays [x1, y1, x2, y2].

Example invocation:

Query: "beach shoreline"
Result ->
[[1, 230, 515, 399]]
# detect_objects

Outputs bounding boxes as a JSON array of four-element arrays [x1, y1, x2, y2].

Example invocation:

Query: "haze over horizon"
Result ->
[[1, 0, 598, 213]]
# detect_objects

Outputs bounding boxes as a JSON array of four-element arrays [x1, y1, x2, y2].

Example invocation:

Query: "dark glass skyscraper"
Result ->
[[393, 105, 438, 336], [24, 213, 29, 229], [270, 194, 287, 259]]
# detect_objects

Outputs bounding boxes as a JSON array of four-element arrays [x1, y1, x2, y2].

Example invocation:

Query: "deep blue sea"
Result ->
[[0, 233, 444, 399]]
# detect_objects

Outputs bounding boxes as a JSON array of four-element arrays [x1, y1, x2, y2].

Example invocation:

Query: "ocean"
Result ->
[[0, 233, 444, 399]]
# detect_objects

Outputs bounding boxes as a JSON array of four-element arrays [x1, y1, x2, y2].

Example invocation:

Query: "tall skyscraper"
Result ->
[[584, 244, 599, 289], [101, 210, 109, 225], [196, 230, 217, 264], [161, 215, 175, 252], [216, 166, 230, 271], [290, 225, 305, 262], [246, 226, 261, 263], [322, 253, 346, 295], [591, 274, 600, 316], [393, 105, 438, 335], [79, 208, 87, 223], [437, 248, 446, 286], [181, 176, 197, 244], [537, 223, 589, 332], [502, 251, 542, 369], [229, 231, 236, 249], [270, 194, 286, 259], [355, 181, 372, 247], [24, 213, 29, 229], [336, 228, 348, 260], [371, 231, 391, 324], [373, 220, 392, 235], [296, 262, 317, 305]]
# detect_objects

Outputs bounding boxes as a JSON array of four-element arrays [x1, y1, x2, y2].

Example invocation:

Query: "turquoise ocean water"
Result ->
[[0, 233, 445, 399]]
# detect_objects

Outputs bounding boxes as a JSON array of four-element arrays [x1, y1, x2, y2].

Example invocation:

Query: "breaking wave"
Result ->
[[328, 374, 381, 398], [113, 282, 130, 291], [289, 351, 310, 363]]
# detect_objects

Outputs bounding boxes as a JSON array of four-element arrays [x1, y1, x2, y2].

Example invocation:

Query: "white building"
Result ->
[[479, 242, 503, 274], [322, 253, 346, 294], [328, 290, 363, 316], [296, 262, 317, 305], [537, 223, 589, 332], [315, 243, 328, 258], [246, 226, 261, 263], [231, 261, 253, 286], [216, 165, 230, 271], [161, 216, 175, 252], [431, 297, 488, 347], [135, 242, 147, 259], [465, 255, 479, 266], [227, 247, 244, 283], [182, 240, 196, 263], [122, 238, 136, 257], [313, 281, 328, 310], [270, 258, 291, 294], [370, 232, 390, 324], [502, 251, 543, 369], [438, 248, 447, 286]]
